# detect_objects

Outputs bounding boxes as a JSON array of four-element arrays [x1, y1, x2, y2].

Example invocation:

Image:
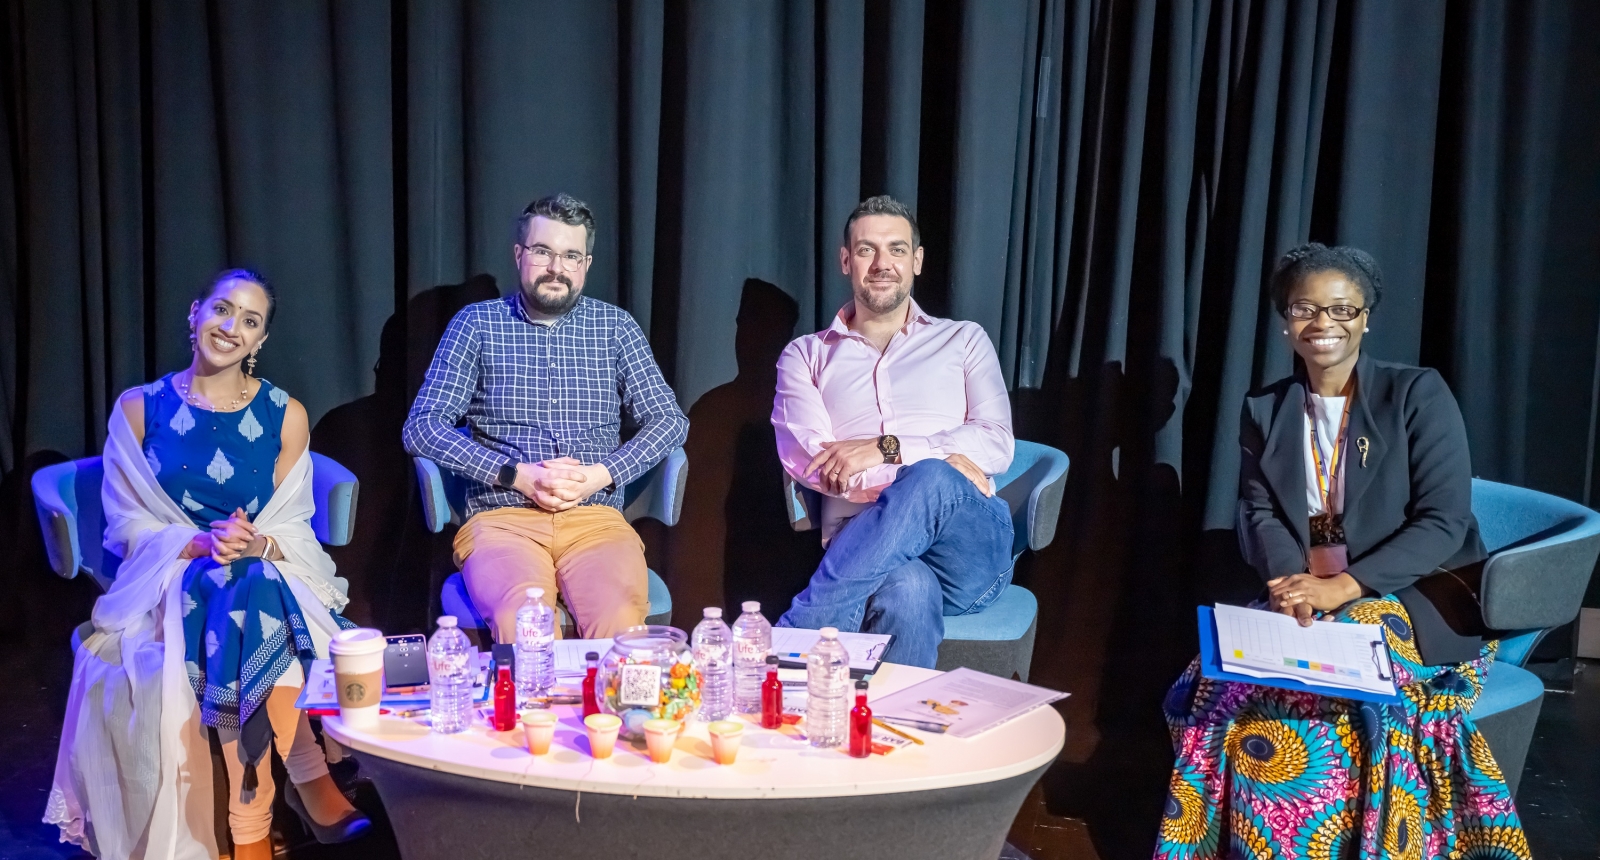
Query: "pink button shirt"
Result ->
[[772, 299, 1014, 538]]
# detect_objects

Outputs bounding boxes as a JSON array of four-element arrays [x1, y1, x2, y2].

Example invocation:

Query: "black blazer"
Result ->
[[1238, 352, 1488, 665]]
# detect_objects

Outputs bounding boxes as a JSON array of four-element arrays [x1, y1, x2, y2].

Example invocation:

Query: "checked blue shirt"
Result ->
[[402, 294, 688, 518]]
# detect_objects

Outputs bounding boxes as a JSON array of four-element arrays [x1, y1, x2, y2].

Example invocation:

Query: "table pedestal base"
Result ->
[[359, 755, 1047, 860]]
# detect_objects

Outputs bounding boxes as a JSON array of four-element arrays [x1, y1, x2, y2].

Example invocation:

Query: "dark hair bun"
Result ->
[[1268, 243, 1383, 316]]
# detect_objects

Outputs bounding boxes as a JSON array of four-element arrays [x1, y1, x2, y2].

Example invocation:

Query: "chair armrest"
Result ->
[[623, 447, 689, 527], [31, 460, 82, 578], [1481, 530, 1600, 631], [412, 456, 458, 534], [1023, 460, 1069, 553], [309, 453, 359, 547], [782, 474, 821, 533]]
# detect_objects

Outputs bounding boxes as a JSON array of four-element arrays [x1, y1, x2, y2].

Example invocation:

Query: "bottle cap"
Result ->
[[742, 601, 761, 612], [586, 651, 599, 661], [855, 679, 869, 690], [766, 655, 780, 665], [527, 587, 545, 600], [703, 607, 723, 618], [819, 626, 839, 638], [437, 615, 458, 628]]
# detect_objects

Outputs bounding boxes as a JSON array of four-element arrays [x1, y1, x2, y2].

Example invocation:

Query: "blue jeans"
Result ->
[[778, 459, 1015, 668]]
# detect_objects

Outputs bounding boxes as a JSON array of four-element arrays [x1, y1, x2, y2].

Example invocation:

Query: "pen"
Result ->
[[527, 695, 583, 705], [872, 718, 924, 745], [876, 716, 950, 733], [392, 706, 430, 718]]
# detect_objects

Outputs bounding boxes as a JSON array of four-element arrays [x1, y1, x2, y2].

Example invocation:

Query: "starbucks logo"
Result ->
[[345, 681, 367, 702]]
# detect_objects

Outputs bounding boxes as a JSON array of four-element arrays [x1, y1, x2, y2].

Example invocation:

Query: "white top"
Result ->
[[1304, 395, 1347, 516], [322, 663, 1065, 800]]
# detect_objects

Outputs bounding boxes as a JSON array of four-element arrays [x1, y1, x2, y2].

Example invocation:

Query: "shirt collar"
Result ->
[[823, 298, 933, 341], [510, 292, 586, 328]]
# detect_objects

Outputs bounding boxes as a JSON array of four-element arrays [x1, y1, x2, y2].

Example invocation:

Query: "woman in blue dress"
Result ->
[[48, 271, 369, 860]]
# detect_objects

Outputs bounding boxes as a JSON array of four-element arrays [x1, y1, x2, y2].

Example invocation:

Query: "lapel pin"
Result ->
[[1356, 436, 1370, 467]]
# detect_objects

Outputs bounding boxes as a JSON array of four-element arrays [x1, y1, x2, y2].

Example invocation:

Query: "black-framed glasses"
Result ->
[[1287, 301, 1367, 322], [520, 244, 588, 272]]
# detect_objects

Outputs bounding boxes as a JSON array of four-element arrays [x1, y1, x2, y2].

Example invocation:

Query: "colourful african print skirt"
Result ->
[[1155, 596, 1529, 860]]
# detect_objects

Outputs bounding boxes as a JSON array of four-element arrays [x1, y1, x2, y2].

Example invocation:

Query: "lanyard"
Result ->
[[1306, 381, 1353, 514]]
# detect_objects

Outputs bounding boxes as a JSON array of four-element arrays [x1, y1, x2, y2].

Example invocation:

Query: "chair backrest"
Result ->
[[31, 452, 361, 590], [782, 440, 1072, 559], [995, 440, 1070, 556], [414, 447, 689, 533], [1471, 478, 1600, 632], [31, 457, 116, 589]]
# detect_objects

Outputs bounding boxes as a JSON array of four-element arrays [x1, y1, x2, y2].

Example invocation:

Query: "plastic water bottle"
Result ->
[[807, 627, 850, 748], [731, 601, 772, 714], [427, 616, 474, 734], [692, 607, 733, 721], [514, 588, 556, 703]]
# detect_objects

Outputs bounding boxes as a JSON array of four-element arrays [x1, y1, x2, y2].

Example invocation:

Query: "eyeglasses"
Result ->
[[1287, 302, 1367, 322], [520, 244, 588, 272]]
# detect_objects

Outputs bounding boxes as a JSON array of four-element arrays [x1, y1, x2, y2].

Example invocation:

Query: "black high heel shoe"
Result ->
[[284, 781, 372, 844]]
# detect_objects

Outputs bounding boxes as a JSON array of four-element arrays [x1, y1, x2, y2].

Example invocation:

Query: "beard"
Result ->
[[854, 277, 911, 315], [522, 273, 582, 316]]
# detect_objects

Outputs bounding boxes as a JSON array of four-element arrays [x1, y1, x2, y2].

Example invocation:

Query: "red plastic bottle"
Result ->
[[848, 679, 872, 758], [760, 655, 783, 729], [582, 651, 601, 717], [492, 664, 517, 731]]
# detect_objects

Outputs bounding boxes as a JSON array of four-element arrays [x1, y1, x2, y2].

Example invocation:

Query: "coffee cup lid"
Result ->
[[329, 628, 387, 656]]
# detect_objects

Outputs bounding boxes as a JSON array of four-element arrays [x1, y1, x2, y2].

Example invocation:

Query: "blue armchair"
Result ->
[[1465, 478, 1600, 796], [31, 452, 361, 592], [415, 448, 685, 639], [784, 440, 1070, 681]]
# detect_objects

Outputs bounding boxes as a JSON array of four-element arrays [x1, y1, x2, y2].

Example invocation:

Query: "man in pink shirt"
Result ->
[[771, 196, 1016, 668]]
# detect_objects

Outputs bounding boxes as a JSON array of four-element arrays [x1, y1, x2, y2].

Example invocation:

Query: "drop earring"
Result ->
[[247, 349, 258, 375]]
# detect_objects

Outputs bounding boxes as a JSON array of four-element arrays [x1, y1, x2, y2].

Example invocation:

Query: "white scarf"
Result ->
[[46, 407, 350, 859]]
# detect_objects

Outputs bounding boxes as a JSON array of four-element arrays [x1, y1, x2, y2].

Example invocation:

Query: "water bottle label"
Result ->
[[735, 639, 766, 663], [619, 664, 663, 707]]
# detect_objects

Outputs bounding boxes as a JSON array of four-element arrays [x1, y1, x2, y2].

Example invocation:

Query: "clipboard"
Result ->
[[1196, 606, 1403, 705]]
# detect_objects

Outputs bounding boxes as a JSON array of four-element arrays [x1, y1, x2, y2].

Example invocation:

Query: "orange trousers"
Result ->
[[453, 504, 649, 642]]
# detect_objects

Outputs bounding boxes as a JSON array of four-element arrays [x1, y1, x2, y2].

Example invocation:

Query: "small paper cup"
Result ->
[[584, 713, 622, 760], [642, 719, 679, 763], [522, 711, 557, 755], [708, 721, 744, 765]]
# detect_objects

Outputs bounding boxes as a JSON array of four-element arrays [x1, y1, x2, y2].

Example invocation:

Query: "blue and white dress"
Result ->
[[141, 374, 351, 775]]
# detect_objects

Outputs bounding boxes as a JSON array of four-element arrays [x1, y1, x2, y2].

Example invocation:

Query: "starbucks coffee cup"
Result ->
[[329, 628, 387, 730]]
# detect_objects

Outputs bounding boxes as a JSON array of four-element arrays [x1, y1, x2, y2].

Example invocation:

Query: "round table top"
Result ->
[[323, 663, 1066, 800]]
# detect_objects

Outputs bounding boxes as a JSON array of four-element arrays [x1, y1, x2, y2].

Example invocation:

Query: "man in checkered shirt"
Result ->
[[403, 193, 688, 642]]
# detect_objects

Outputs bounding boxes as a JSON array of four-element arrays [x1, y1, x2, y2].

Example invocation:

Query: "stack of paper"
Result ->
[[771, 627, 894, 675], [1206, 604, 1398, 701], [869, 668, 1067, 739]]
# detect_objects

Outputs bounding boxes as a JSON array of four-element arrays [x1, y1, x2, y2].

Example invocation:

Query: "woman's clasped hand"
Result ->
[[180, 507, 261, 564], [1265, 571, 1363, 626]]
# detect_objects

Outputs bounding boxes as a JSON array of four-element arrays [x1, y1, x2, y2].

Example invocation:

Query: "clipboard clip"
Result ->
[[866, 642, 888, 662], [1368, 640, 1392, 681]]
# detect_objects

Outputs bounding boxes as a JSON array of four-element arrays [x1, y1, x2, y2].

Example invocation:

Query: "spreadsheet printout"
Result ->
[[1212, 604, 1396, 696]]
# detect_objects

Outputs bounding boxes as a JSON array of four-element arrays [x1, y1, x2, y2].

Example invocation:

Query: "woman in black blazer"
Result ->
[[1154, 245, 1527, 860]]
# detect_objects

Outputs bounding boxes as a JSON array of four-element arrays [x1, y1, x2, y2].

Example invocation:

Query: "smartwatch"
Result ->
[[497, 461, 519, 490], [877, 435, 901, 464]]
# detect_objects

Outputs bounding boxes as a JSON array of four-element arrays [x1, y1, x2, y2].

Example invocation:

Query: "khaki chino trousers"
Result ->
[[453, 504, 649, 642]]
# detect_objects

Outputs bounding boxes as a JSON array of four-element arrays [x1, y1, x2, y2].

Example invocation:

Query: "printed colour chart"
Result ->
[[1212, 604, 1396, 697]]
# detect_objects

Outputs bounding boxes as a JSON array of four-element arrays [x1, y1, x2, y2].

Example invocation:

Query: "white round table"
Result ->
[[324, 663, 1065, 859]]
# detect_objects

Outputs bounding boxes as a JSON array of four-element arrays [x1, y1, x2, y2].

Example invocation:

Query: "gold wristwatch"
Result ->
[[877, 434, 901, 464]]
